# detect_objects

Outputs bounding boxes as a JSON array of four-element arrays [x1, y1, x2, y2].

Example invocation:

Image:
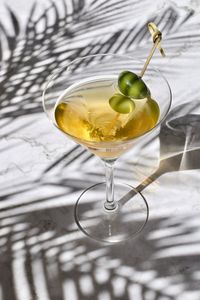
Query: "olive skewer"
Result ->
[[109, 22, 165, 114]]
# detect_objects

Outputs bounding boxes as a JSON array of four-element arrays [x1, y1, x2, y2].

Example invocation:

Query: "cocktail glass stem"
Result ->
[[104, 160, 118, 211]]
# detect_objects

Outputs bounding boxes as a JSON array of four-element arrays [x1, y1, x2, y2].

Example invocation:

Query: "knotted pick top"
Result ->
[[148, 22, 165, 57]]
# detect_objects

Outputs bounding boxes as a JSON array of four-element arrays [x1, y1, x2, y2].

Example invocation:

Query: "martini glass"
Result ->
[[42, 54, 172, 243]]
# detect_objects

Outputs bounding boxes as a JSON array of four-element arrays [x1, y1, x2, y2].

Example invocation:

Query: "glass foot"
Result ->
[[74, 182, 149, 243]]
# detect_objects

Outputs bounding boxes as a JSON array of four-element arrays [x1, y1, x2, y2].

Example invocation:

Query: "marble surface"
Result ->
[[1, 0, 200, 299]]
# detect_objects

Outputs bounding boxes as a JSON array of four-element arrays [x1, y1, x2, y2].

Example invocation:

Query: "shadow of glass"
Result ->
[[119, 99, 200, 205]]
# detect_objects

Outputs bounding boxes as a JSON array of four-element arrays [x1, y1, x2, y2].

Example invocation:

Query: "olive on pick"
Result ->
[[118, 70, 150, 99], [109, 93, 135, 114]]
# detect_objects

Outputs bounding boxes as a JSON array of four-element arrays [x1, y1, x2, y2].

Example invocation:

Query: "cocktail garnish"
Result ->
[[109, 93, 135, 114], [109, 22, 165, 114], [118, 71, 150, 99]]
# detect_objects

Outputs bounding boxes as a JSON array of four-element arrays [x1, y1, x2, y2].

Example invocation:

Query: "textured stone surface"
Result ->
[[0, 0, 200, 299]]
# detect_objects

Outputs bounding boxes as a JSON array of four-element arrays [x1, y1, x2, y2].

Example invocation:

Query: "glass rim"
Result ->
[[42, 53, 172, 146]]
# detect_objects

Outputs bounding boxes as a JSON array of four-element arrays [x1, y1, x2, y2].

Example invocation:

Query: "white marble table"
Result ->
[[0, 0, 200, 299]]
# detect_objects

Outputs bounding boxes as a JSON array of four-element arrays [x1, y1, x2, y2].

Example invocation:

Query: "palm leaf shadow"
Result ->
[[1, 106, 200, 300], [1, 1, 200, 299], [0, 0, 198, 122], [0, 206, 183, 300], [0, 5, 19, 61]]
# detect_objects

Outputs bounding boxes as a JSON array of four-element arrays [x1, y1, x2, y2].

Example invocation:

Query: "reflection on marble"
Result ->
[[0, 0, 200, 299]]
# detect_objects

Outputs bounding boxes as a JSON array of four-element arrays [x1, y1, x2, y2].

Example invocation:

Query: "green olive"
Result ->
[[109, 93, 135, 114], [118, 70, 150, 99]]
